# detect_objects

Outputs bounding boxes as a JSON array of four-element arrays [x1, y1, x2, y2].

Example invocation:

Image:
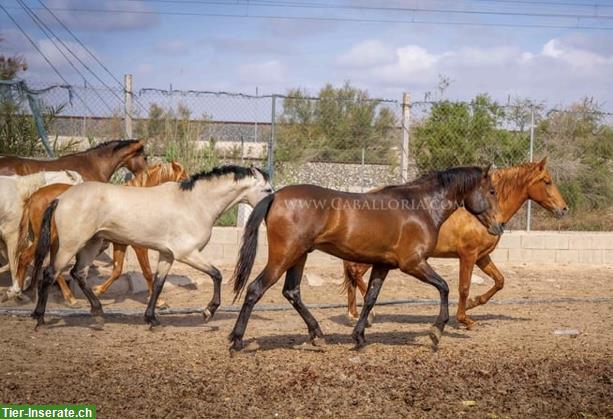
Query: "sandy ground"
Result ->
[[0, 256, 612, 418]]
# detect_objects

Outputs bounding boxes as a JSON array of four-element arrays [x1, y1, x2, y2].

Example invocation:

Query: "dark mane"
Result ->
[[434, 166, 484, 195], [74, 139, 143, 155], [180, 165, 269, 191]]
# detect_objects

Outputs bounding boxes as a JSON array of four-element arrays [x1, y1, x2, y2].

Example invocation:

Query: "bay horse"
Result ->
[[0, 170, 83, 299], [31, 166, 273, 328], [229, 166, 504, 352], [343, 158, 568, 329], [0, 139, 148, 181], [15, 162, 188, 306]]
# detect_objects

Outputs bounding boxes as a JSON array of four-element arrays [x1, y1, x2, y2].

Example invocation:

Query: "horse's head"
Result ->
[[242, 167, 273, 207], [463, 165, 505, 236], [526, 157, 568, 219], [122, 139, 148, 175]]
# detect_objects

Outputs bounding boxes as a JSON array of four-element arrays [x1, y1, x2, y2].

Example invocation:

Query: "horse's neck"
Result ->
[[494, 172, 531, 223], [190, 179, 247, 221], [85, 148, 130, 181]]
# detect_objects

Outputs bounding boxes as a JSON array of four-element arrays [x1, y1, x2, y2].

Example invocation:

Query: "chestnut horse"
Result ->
[[229, 166, 504, 352], [0, 139, 148, 180], [16, 162, 188, 306], [343, 158, 568, 329]]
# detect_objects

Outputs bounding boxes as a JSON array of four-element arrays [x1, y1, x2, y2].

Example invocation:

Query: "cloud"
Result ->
[[45, 0, 159, 31], [202, 37, 288, 56], [335, 36, 613, 105], [237, 60, 286, 85], [337, 40, 395, 68]]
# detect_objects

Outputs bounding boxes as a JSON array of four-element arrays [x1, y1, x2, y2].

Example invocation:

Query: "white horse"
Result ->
[[32, 165, 272, 327], [0, 170, 83, 299]]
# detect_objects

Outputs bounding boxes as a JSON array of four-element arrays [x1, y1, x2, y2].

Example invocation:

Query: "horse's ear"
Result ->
[[537, 156, 547, 171], [483, 164, 493, 178], [250, 167, 263, 180]]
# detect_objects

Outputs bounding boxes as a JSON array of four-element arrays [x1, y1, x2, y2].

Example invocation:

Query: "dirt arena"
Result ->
[[1, 256, 611, 418]]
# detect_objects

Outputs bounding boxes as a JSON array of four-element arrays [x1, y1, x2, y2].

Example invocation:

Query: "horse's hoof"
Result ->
[[429, 326, 442, 346], [202, 308, 213, 323], [465, 319, 477, 331], [32, 315, 44, 331], [366, 311, 375, 328], [145, 314, 160, 328], [310, 336, 327, 347], [229, 340, 244, 354], [345, 313, 358, 326], [156, 301, 169, 310], [67, 298, 78, 307]]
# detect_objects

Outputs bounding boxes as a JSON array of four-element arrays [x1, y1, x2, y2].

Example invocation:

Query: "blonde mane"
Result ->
[[127, 162, 187, 187]]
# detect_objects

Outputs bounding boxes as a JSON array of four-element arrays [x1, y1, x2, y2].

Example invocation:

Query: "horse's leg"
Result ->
[[177, 250, 222, 322], [31, 250, 74, 329], [92, 243, 127, 297], [283, 255, 324, 344], [467, 254, 505, 310], [144, 251, 174, 327], [17, 242, 36, 291], [354, 265, 376, 326], [352, 264, 390, 349], [229, 263, 288, 352], [4, 230, 22, 299], [343, 261, 359, 320], [56, 276, 78, 306], [456, 252, 478, 330], [132, 246, 158, 297], [404, 260, 450, 345], [70, 237, 105, 317]]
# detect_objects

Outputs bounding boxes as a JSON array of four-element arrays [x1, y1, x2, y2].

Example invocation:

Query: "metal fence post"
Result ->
[[124, 74, 133, 139], [526, 106, 535, 231], [401, 92, 411, 182], [268, 94, 276, 184]]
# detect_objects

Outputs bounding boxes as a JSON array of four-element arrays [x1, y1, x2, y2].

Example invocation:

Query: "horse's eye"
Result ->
[[544, 179, 551, 185], [490, 189, 496, 196]]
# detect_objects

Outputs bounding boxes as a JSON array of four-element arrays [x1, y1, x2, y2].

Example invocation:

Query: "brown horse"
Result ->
[[229, 166, 504, 351], [16, 162, 188, 305], [343, 158, 568, 329], [0, 139, 148, 180]]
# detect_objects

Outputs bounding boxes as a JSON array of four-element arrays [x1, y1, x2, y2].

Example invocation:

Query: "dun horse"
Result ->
[[229, 166, 504, 352], [16, 162, 188, 306], [31, 166, 272, 328], [343, 158, 568, 329], [0, 139, 148, 180]]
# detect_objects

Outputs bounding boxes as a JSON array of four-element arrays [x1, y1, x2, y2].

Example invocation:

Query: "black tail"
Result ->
[[31, 199, 58, 290], [232, 193, 275, 303]]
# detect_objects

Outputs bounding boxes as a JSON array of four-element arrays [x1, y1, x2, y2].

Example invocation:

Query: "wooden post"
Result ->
[[401, 92, 411, 182], [124, 74, 133, 139]]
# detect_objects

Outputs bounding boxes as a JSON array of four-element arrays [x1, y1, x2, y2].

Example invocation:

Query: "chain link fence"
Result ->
[[1, 81, 611, 231]]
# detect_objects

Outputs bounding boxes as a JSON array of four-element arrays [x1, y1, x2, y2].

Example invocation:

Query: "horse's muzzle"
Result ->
[[487, 222, 505, 236], [554, 206, 569, 219]]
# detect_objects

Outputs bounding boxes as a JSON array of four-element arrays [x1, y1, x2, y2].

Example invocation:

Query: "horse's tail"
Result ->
[[232, 194, 275, 303], [31, 199, 58, 290], [16, 195, 33, 262]]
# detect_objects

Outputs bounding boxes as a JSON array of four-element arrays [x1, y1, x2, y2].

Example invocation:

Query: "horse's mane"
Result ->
[[380, 166, 484, 195], [492, 162, 540, 200], [127, 162, 186, 187], [72, 139, 143, 156], [179, 165, 269, 191]]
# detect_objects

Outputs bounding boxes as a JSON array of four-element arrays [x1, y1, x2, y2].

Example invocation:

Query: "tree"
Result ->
[[275, 82, 398, 164]]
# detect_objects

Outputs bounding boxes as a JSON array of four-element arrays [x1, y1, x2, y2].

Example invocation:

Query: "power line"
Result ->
[[16, 0, 117, 115], [35, 0, 148, 114], [0, 4, 98, 117], [12, 5, 613, 30], [29, 0, 127, 108], [101, 0, 613, 19]]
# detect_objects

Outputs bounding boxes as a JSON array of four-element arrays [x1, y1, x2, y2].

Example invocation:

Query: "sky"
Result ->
[[1, 0, 613, 112]]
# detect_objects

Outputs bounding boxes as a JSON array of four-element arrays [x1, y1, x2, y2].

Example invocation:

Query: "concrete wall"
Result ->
[[198, 228, 612, 267]]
